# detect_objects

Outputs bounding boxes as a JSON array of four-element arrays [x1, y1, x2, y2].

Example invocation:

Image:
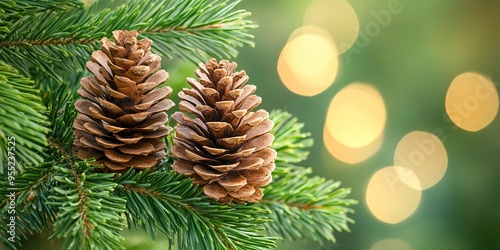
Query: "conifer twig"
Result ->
[[0, 62, 49, 172], [0, 0, 256, 81]]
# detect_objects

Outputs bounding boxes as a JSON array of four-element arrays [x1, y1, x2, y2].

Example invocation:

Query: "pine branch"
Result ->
[[0, 62, 50, 172], [260, 167, 356, 245], [0, 0, 82, 41], [132, 0, 257, 62], [43, 81, 80, 152], [47, 161, 127, 250], [114, 169, 277, 250], [270, 110, 313, 171], [0, 155, 59, 249], [0, 0, 256, 81], [265, 110, 356, 245], [0, 0, 82, 16]]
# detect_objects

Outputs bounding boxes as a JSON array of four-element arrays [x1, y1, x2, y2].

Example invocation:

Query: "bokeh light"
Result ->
[[394, 131, 448, 190], [370, 238, 413, 250], [366, 167, 421, 224], [445, 72, 499, 132], [277, 26, 339, 96], [323, 126, 383, 164], [303, 0, 359, 54], [325, 83, 386, 148]]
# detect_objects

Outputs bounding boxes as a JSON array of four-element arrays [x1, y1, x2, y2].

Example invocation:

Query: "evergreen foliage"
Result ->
[[270, 109, 314, 169], [0, 62, 49, 171], [0, 1, 354, 249], [262, 111, 356, 245], [48, 161, 127, 250], [114, 169, 276, 249], [0, 0, 256, 82]]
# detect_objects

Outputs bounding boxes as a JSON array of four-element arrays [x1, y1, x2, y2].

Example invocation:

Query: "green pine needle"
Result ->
[[0, 62, 50, 173]]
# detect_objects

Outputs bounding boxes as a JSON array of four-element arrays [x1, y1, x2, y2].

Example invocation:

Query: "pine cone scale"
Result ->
[[229, 184, 255, 199], [218, 175, 247, 191], [216, 148, 255, 162], [233, 158, 263, 171], [91, 51, 112, 73], [104, 150, 132, 163], [95, 136, 124, 148], [204, 183, 229, 200], [193, 165, 224, 180]]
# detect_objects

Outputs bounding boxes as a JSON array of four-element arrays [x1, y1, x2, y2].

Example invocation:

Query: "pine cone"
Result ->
[[73, 30, 174, 172], [172, 58, 276, 203]]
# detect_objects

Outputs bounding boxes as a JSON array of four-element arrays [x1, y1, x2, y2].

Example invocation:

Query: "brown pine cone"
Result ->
[[73, 30, 174, 172], [172, 58, 276, 203]]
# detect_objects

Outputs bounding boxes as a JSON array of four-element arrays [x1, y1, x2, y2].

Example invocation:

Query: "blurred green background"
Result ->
[[15, 0, 500, 249], [234, 0, 500, 249]]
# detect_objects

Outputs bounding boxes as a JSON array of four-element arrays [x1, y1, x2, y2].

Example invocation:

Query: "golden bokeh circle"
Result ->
[[366, 167, 421, 224], [325, 83, 386, 148], [370, 238, 413, 250], [277, 26, 339, 96], [304, 0, 359, 54], [446, 72, 499, 132], [323, 126, 383, 164], [394, 131, 448, 190]]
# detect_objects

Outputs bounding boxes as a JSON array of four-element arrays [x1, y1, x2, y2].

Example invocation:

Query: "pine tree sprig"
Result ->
[[114, 169, 277, 250], [47, 161, 127, 250], [0, 62, 50, 172], [0, 0, 83, 17], [265, 110, 356, 245], [0, 0, 256, 82], [0, 0, 83, 41], [0, 4, 104, 79], [15, 162, 59, 231], [260, 167, 356, 245], [44, 81, 79, 152], [270, 110, 314, 168], [0, 155, 60, 250]]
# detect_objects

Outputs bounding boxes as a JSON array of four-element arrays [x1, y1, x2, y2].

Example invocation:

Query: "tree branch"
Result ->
[[115, 169, 277, 250], [49, 162, 127, 250], [260, 166, 356, 245], [0, 0, 256, 81]]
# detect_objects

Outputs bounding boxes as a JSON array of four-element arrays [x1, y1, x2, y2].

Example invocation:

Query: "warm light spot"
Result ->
[[277, 26, 338, 96], [304, 0, 359, 54], [446, 72, 499, 132], [325, 83, 386, 148], [371, 238, 413, 250], [283, 27, 336, 74], [323, 126, 383, 164], [394, 131, 448, 190], [366, 167, 421, 224]]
